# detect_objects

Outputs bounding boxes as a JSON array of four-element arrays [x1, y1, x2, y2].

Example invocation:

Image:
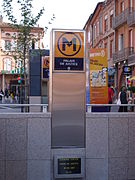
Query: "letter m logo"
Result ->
[[62, 37, 76, 52]]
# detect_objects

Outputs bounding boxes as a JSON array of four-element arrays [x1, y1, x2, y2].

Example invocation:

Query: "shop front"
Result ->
[[0, 68, 23, 94]]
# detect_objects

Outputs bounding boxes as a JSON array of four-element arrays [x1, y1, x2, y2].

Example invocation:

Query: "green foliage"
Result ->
[[2, 0, 46, 102], [2, 0, 45, 75], [2, 0, 44, 26]]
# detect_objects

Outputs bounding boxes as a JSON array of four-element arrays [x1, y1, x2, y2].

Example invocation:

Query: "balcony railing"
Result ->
[[127, 10, 135, 27], [112, 47, 134, 64], [128, 53, 135, 66], [112, 8, 133, 29]]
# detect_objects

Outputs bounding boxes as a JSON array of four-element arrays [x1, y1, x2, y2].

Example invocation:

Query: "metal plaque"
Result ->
[[54, 155, 85, 179]]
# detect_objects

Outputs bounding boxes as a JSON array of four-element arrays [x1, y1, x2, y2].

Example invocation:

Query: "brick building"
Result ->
[[112, 0, 135, 91], [0, 16, 44, 94], [84, 0, 115, 86]]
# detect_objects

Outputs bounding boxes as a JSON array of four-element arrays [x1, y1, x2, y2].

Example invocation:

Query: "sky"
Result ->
[[0, 0, 101, 48]]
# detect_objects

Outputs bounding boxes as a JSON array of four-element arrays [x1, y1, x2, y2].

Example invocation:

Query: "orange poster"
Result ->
[[42, 56, 49, 69], [89, 48, 108, 104], [42, 56, 49, 79]]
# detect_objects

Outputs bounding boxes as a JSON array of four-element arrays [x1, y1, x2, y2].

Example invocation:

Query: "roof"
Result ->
[[0, 22, 10, 28], [83, 1, 104, 29], [0, 21, 44, 33], [83, 14, 93, 30]]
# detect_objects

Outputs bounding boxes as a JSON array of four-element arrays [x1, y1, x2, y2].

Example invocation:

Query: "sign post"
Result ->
[[89, 49, 108, 111], [123, 66, 132, 75], [49, 29, 85, 147]]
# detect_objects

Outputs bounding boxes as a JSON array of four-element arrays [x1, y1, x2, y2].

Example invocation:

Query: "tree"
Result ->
[[2, 0, 55, 106]]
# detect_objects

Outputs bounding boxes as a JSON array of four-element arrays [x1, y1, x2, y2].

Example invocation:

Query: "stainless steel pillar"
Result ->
[[49, 29, 86, 147]]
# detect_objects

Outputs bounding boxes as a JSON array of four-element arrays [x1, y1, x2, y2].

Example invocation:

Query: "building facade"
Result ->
[[84, 0, 115, 86], [0, 16, 44, 94], [112, 0, 135, 91]]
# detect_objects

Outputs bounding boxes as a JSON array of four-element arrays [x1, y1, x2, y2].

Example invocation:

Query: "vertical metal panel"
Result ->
[[30, 76, 41, 96], [52, 73, 85, 147], [50, 29, 86, 147], [29, 50, 41, 96], [29, 49, 49, 96]]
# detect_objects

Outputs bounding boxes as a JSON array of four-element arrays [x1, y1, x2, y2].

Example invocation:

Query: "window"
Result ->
[[1, 39, 5, 50], [5, 40, 11, 51], [16, 60, 22, 68], [110, 14, 113, 29], [3, 58, 12, 71], [5, 33, 10, 37], [104, 15, 108, 32], [17, 42, 23, 51], [110, 40, 113, 58], [90, 25, 93, 44], [104, 19, 108, 32], [104, 43, 107, 49], [104, 43, 108, 57], [94, 24, 97, 40], [130, 0, 133, 12], [88, 30, 90, 43], [129, 30, 133, 47], [97, 21, 99, 36], [16, 60, 22, 73], [100, 17, 102, 33], [120, 1, 124, 13], [11, 40, 16, 51], [118, 34, 124, 51]]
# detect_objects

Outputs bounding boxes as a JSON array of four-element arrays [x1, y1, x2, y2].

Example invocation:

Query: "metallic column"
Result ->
[[49, 29, 86, 148]]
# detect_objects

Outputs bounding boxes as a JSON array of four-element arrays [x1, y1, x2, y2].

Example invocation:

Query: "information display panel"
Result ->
[[54, 31, 84, 71], [58, 158, 81, 175], [54, 156, 84, 179], [89, 48, 108, 104], [42, 56, 49, 79]]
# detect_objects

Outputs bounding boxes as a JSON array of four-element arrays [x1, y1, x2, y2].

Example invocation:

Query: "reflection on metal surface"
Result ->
[[50, 29, 86, 147], [52, 73, 85, 147]]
